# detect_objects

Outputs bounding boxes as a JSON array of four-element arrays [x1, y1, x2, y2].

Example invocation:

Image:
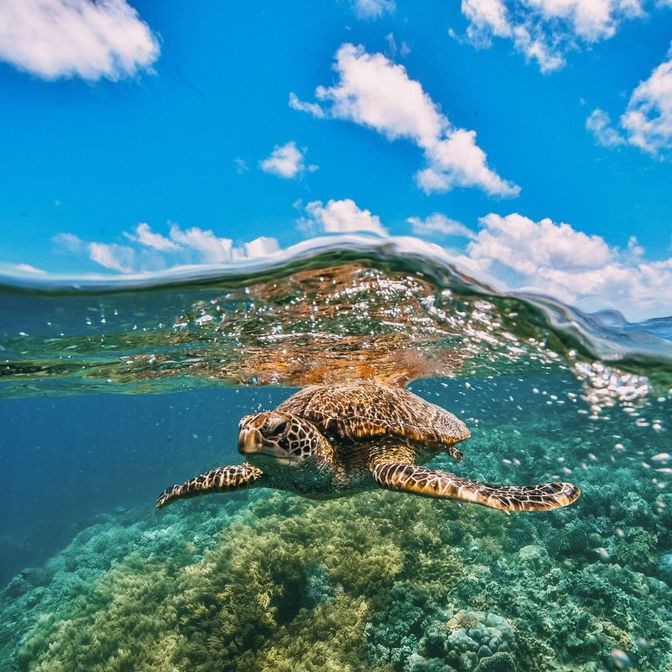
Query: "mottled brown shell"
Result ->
[[275, 380, 470, 452]]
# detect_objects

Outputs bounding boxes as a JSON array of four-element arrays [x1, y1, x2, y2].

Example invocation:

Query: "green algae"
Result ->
[[1, 408, 671, 672]]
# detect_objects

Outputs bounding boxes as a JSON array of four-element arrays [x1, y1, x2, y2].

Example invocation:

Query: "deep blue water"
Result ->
[[0, 388, 288, 586]]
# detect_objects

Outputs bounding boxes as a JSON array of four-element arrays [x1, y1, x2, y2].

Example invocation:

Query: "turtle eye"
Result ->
[[273, 420, 288, 435]]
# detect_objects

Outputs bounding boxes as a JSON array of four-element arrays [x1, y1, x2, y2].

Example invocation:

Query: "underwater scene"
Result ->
[[1, 242, 671, 672]]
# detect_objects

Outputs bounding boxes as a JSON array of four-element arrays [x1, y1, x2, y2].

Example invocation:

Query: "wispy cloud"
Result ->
[[585, 109, 626, 148], [461, 0, 647, 72], [88, 242, 135, 273], [288, 92, 326, 118], [53, 223, 280, 273], [588, 47, 672, 157], [385, 32, 411, 59], [298, 198, 387, 236], [291, 43, 519, 197], [0, 262, 47, 275], [234, 158, 249, 174], [407, 213, 475, 239], [55, 235, 137, 273], [259, 141, 316, 179], [0, 0, 160, 81], [52, 232, 85, 254], [352, 0, 396, 20]]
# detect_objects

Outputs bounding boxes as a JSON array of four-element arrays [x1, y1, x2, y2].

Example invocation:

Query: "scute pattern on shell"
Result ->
[[275, 380, 470, 451]]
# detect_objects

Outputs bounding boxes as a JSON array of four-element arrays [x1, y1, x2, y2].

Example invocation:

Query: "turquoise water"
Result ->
[[1, 241, 671, 671]]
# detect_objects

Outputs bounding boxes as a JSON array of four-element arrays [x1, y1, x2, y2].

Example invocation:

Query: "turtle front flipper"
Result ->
[[372, 463, 579, 512], [156, 463, 263, 508]]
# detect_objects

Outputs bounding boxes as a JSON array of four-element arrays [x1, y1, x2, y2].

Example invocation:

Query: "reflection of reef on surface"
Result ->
[[6, 261, 666, 403], [2, 409, 671, 672]]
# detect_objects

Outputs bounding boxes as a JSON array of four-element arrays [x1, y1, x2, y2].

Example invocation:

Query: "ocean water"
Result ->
[[1, 238, 671, 672]]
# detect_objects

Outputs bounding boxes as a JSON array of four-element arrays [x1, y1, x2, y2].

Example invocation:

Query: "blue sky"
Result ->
[[0, 0, 671, 319]]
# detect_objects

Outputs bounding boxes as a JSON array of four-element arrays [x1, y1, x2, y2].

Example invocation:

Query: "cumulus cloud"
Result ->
[[587, 48, 672, 157], [352, 0, 396, 19], [259, 141, 316, 179], [0, 0, 160, 81], [167, 224, 233, 263], [461, 0, 646, 72], [620, 50, 672, 155], [298, 198, 387, 236], [53, 223, 280, 273], [469, 213, 612, 274], [243, 236, 280, 258], [407, 213, 475, 239], [459, 212, 672, 320], [291, 43, 519, 197]]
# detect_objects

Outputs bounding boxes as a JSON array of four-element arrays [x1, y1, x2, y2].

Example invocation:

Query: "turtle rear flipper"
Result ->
[[156, 463, 263, 508], [372, 463, 580, 512]]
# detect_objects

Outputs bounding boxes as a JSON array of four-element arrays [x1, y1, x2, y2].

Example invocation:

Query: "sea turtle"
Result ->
[[156, 380, 580, 512]]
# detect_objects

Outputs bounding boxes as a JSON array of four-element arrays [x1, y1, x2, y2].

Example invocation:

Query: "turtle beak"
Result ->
[[238, 428, 263, 455]]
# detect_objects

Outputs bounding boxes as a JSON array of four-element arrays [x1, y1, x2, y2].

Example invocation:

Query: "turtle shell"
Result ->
[[275, 380, 470, 450]]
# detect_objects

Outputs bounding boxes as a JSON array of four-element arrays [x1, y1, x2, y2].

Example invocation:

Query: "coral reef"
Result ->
[[1, 404, 671, 672]]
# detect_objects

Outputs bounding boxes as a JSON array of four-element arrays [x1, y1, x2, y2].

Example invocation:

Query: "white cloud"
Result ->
[[243, 236, 280, 258], [88, 242, 135, 273], [458, 212, 672, 320], [585, 108, 626, 147], [44, 219, 672, 319], [407, 213, 475, 239], [0, 0, 160, 81], [299, 199, 387, 236], [288, 92, 326, 118], [0, 262, 47, 275], [461, 0, 647, 72], [296, 44, 518, 197], [260, 141, 316, 179], [53, 223, 280, 272], [315, 44, 445, 146], [125, 222, 179, 251], [55, 233, 138, 273], [462, 0, 512, 42], [418, 128, 520, 195], [52, 232, 85, 253], [352, 0, 396, 19], [588, 49, 672, 157], [167, 224, 233, 263], [620, 51, 672, 155], [385, 32, 411, 58], [468, 213, 612, 274]]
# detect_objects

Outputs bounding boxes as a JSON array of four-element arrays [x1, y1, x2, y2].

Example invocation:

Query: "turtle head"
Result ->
[[238, 412, 332, 471]]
